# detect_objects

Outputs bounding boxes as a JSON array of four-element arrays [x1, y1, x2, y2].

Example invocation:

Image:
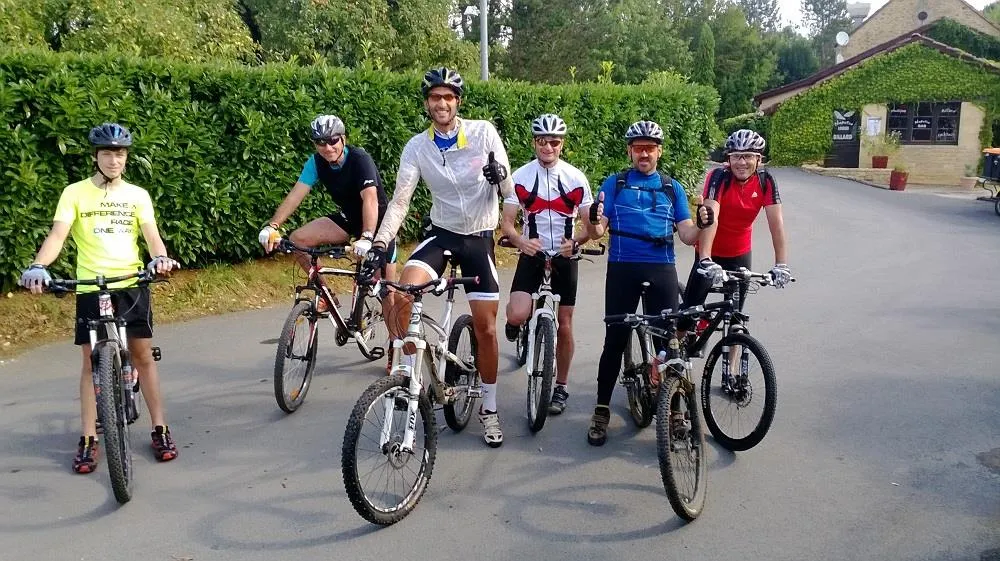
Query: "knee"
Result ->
[[472, 313, 497, 339], [505, 302, 529, 325], [289, 228, 310, 246]]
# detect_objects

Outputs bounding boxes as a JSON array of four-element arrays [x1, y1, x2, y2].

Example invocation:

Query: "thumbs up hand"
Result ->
[[589, 191, 605, 225], [695, 195, 714, 229]]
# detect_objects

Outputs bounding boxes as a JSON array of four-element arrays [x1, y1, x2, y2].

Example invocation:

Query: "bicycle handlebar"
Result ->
[[275, 238, 348, 259], [378, 276, 480, 296], [717, 268, 797, 285], [47, 269, 161, 294], [497, 236, 606, 259]]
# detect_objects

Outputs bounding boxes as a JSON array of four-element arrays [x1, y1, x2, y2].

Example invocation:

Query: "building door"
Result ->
[[826, 108, 860, 168]]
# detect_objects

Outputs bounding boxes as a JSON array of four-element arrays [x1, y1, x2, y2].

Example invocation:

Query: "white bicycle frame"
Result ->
[[522, 251, 561, 379], [377, 265, 478, 454]]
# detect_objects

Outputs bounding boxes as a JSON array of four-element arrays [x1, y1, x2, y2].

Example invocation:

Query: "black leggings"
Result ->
[[596, 262, 679, 406], [678, 251, 752, 331]]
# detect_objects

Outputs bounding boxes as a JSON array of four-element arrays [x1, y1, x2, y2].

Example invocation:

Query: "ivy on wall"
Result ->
[[925, 19, 1000, 63], [770, 44, 1000, 166]]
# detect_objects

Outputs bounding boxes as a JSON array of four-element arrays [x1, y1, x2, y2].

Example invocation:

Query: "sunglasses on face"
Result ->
[[427, 93, 458, 103], [630, 145, 659, 155], [534, 138, 563, 148], [314, 136, 343, 147], [729, 153, 758, 162]]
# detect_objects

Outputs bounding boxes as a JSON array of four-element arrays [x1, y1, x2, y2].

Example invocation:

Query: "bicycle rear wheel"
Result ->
[[623, 328, 653, 428], [96, 343, 132, 504], [656, 376, 707, 521], [700, 332, 777, 451], [274, 301, 319, 413], [342, 374, 437, 525], [443, 314, 480, 431], [526, 316, 555, 433]]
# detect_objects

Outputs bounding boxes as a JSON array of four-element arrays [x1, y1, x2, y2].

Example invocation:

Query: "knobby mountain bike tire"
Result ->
[[443, 314, 480, 432], [526, 315, 555, 433], [342, 374, 437, 525], [515, 323, 529, 367], [656, 376, 707, 521], [274, 301, 318, 413], [700, 332, 777, 451], [624, 328, 654, 428], [96, 343, 132, 504]]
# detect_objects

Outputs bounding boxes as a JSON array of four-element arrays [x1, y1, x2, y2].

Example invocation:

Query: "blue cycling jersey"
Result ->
[[599, 169, 690, 264]]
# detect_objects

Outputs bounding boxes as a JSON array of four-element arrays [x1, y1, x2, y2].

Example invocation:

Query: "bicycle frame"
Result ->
[[521, 253, 561, 379], [380, 264, 478, 454]]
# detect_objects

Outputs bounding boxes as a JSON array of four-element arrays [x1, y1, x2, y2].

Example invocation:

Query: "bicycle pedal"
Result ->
[[466, 386, 483, 398], [151, 346, 162, 361]]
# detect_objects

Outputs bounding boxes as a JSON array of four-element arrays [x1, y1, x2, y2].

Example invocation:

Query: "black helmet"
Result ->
[[310, 115, 346, 141], [88, 123, 133, 149], [421, 67, 464, 98]]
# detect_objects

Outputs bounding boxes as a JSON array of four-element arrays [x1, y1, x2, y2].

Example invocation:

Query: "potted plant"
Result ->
[[959, 163, 979, 189], [889, 164, 909, 191], [863, 131, 901, 168]]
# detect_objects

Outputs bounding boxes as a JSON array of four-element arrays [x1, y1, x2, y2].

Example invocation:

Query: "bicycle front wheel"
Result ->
[[700, 332, 777, 451], [623, 328, 654, 428], [443, 314, 480, 432], [514, 323, 528, 366], [96, 344, 132, 504], [656, 376, 707, 521], [274, 301, 319, 413], [526, 315, 555, 433], [342, 374, 437, 526], [356, 292, 389, 362]]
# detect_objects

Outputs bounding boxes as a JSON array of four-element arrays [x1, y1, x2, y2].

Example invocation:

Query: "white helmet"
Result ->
[[725, 129, 766, 154], [625, 120, 664, 144], [310, 115, 345, 141], [531, 114, 567, 137]]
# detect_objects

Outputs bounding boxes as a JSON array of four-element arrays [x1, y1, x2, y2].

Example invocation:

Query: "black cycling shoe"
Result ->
[[504, 322, 520, 343], [549, 386, 569, 415]]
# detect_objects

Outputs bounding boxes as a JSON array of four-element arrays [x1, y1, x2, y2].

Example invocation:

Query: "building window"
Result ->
[[886, 102, 961, 145]]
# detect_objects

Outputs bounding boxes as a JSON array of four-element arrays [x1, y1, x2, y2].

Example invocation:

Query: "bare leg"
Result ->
[[289, 217, 350, 273], [469, 300, 499, 385], [555, 306, 575, 386], [504, 291, 532, 327], [128, 338, 166, 428], [78, 345, 97, 438]]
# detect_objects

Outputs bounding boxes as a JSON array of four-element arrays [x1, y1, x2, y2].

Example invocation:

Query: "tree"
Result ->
[[691, 22, 716, 86], [593, 0, 692, 83], [733, 0, 781, 32], [767, 27, 820, 87], [984, 1, 1000, 26], [711, 5, 776, 118], [801, 0, 851, 67]]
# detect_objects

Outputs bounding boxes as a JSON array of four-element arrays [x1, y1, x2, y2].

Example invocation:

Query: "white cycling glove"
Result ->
[[19, 264, 52, 291], [771, 264, 792, 288], [147, 256, 180, 274], [697, 258, 724, 285], [258, 224, 278, 251], [353, 237, 372, 258]]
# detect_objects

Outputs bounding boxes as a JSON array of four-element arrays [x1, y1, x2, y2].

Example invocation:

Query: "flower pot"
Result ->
[[889, 170, 908, 191], [958, 176, 979, 189], [872, 155, 889, 168]]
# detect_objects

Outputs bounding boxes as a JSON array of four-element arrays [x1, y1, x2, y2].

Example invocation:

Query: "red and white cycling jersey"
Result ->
[[504, 159, 593, 252]]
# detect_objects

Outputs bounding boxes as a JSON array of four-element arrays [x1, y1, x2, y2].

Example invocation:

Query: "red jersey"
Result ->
[[700, 168, 780, 258]]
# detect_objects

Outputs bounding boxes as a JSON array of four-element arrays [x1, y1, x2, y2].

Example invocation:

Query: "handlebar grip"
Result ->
[[453, 276, 480, 286], [603, 314, 631, 324], [580, 243, 606, 256]]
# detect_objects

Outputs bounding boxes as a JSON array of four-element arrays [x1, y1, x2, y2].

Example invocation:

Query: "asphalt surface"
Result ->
[[1, 168, 998, 561]]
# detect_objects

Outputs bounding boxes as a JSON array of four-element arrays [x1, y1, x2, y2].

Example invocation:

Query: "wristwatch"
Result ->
[[361, 231, 374, 241]]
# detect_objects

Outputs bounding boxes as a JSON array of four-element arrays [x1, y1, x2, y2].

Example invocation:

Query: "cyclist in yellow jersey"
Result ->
[[19, 123, 181, 474]]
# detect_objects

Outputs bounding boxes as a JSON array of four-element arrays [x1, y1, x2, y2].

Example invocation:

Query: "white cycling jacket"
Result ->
[[375, 118, 514, 245]]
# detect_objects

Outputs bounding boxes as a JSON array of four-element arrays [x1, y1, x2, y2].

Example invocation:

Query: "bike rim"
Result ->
[[353, 386, 429, 513], [283, 314, 315, 402], [706, 343, 767, 440]]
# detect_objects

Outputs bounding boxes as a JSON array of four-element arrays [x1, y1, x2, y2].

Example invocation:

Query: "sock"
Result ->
[[481, 382, 497, 413]]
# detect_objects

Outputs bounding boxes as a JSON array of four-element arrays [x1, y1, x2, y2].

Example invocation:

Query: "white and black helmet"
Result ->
[[531, 114, 567, 137], [421, 67, 464, 98], [310, 115, 345, 141], [625, 120, 664, 144], [725, 129, 766, 154]]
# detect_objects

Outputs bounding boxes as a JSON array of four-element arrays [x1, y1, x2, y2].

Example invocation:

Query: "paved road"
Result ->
[[2, 169, 998, 561]]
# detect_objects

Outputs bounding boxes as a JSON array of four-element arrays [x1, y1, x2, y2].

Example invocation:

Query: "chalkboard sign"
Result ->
[[832, 109, 859, 142]]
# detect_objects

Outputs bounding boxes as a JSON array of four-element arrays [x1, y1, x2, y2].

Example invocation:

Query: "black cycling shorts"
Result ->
[[406, 226, 500, 301], [327, 211, 398, 263], [74, 286, 153, 345], [510, 253, 579, 307]]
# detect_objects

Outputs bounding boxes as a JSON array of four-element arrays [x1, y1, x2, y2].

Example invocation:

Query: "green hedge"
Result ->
[[0, 48, 720, 290], [720, 112, 771, 158], [770, 44, 1000, 165]]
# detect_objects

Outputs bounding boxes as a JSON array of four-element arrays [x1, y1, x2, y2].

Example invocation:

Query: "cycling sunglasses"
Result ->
[[534, 138, 563, 148], [427, 93, 458, 103], [314, 136, 344, 147]]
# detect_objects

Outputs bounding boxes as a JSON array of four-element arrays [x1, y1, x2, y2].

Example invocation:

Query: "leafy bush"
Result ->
[[769, 44, 1000, 166], [0, 48, 720, 290]]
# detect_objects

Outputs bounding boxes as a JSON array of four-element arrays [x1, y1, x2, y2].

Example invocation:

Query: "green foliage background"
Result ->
[[769, 44, 1000, 166], [0, 48, 720, 290]]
